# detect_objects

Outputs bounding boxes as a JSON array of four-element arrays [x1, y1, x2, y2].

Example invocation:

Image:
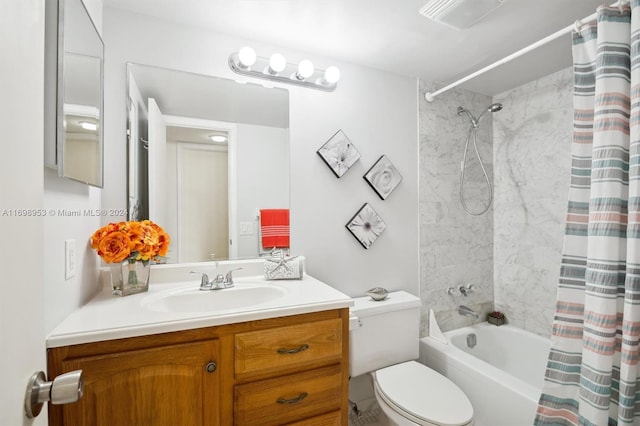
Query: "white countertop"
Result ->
[[47, 261, 353, 348]]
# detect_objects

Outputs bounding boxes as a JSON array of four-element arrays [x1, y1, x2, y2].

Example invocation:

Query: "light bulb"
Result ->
[[238, 46, 256, 68], [323, 66, 340, 84], [268, 53, 286, 74], [209, 135, 227, 143], [296, 60, 314, 80]]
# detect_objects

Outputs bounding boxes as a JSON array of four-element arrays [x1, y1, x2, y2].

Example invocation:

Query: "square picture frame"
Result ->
[[316, 129, 361, 178], [363, 155, 402, 200], [345, 203, 387, 249]]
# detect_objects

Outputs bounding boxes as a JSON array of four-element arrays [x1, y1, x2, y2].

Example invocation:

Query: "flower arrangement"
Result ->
[[91, 220, 170, 296], [90, 220, 170, 264]]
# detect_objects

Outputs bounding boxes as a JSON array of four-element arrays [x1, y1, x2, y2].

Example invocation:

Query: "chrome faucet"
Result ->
[[190, 268, 243, 291], [458, 305, 479, 319]]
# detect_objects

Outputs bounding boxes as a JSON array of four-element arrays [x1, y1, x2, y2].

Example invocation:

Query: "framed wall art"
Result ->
[[316, 129, 360, 178], [363, 155, 402, 200], [345, 203, 387, 249]]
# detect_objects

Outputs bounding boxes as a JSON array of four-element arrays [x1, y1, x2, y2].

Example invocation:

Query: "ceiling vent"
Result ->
[[419, 0, 506, 30]]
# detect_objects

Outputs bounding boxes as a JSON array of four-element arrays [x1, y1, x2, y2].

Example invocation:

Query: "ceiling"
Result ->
[[104, 0, 608, 96]]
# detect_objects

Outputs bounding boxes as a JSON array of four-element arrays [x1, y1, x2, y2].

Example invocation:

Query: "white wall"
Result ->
[[236, 123, 289, 258], [103, 8, 419, 297]]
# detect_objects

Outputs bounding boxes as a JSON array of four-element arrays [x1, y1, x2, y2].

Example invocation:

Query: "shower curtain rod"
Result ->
[[423, 1, 628, 102]]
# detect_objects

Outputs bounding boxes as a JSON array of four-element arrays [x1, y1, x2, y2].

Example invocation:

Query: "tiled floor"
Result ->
[[348, 399, 390, 426]]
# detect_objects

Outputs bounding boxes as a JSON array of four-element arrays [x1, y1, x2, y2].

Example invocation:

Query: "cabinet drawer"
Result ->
[[287, 410, 342, 425], [234, 365, 342, 426], [235, 318, 342, 378]]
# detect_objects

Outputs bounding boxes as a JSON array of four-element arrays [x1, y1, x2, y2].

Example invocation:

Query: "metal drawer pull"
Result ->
[[277, 344, 309, 354], [276, 392, 308, 405]]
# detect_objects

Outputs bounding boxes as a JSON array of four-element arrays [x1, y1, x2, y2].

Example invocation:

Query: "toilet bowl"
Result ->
[[349, 291, 474, 426], [372, 361, 473, 426]]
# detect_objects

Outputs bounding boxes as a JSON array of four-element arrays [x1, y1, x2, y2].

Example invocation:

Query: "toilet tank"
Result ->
[[349, 291, 421, 377]]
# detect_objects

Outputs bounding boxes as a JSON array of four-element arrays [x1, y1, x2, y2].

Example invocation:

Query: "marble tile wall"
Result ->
[[492, 67, 573, 337], [419, 80, 495, 336], [419, 67, 573, 338]]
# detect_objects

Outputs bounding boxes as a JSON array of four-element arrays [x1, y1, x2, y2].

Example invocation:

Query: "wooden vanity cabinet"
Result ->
[[47, 308, 350, 425]]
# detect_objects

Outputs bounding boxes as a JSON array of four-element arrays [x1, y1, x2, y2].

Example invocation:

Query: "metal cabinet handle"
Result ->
[[205, 361, 217, 373], [276, 392, 308, 405], [277, 344, 309, 354]]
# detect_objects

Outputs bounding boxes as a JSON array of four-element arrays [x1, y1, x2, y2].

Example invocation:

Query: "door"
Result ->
[[178, 144, 229, 262], [0, 1, 48, 424], [148, 98, 168, 228]]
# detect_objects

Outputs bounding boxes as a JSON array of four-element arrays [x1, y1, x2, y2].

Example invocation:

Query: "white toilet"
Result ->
[[349, 291, 474, 426]]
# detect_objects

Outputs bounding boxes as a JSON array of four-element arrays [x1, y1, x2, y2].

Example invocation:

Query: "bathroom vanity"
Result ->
[[46, 264, 352, 425]]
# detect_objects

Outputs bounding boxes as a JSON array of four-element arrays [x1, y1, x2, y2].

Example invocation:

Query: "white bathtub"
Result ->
[[419, 322, 550, 426]]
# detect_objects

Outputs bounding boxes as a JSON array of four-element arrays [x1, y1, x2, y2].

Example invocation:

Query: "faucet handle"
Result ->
[[458, 284, 475, 296], [224, 267, 243, 285], [190, 271, 212, 290]]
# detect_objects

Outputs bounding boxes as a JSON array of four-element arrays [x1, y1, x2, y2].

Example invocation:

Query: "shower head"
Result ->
[[476, 102, 503, 123], [457, 103, 503, 127]]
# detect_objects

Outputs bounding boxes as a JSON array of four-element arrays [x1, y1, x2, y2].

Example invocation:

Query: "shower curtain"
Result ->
[[535, 3, 640, 425]]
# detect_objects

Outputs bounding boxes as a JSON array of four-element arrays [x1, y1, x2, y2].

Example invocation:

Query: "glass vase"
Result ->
[[110, 260, 150, 296]]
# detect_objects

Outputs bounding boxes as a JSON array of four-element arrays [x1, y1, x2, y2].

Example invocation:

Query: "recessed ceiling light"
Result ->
[[79, 121, 97, 131], [209, 135, 227, 143]]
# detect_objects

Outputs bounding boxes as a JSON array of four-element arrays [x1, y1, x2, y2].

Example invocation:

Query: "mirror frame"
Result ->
[[47, 0, 105, 187]]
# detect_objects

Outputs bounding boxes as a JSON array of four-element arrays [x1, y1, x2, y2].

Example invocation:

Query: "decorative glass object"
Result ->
[[487, 311, 506, 326], [110, 260, 151, 296]]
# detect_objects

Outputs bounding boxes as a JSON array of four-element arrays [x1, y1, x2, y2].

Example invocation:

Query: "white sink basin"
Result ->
[[142, 283, 288, 314]]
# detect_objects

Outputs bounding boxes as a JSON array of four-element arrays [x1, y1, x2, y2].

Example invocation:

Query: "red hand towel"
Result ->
[[260, 209, 290, 248]]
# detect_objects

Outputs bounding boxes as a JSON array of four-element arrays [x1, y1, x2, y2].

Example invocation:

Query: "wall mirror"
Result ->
[[45, 0, 104, 187], [126, 64, 290, 264]]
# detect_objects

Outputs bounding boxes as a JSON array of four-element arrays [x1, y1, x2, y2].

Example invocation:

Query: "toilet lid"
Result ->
[[374, 361, 473, 426]]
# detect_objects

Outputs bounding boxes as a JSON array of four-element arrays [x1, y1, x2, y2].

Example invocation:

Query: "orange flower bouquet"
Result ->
[[91, 220, 170, 296]]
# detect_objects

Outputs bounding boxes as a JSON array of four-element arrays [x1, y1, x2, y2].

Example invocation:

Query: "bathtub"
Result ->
[[419, 322, 550, 426]]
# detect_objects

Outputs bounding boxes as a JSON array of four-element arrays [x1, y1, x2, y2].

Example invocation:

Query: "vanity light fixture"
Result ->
[[228, 46, 340, 92]]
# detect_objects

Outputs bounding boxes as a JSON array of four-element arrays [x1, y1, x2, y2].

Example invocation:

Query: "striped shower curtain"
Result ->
[[535, 3, 640, 425]]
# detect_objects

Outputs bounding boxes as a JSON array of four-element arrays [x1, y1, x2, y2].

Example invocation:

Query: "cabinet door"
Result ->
[[58, 340, 220, 426]]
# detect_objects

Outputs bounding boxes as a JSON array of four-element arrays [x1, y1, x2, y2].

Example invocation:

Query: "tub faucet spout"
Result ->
[[458, 305, 479, 319]]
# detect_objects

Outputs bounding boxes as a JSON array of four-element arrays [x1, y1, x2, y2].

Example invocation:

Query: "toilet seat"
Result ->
[[372, 361, 474, 426]]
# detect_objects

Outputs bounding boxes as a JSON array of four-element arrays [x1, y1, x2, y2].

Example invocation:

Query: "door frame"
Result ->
[[164, 115, 238, 261]]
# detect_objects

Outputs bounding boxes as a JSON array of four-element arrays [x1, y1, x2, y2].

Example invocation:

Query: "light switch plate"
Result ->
[[65, 239, 76, 280], [240, 222, 253, 236]]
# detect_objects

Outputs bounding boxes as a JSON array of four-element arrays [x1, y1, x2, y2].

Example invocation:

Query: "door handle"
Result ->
[[25, 370, 83, 418]]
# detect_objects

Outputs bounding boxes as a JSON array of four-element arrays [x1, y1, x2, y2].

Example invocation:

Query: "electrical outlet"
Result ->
[[65, 239, 76, 280]]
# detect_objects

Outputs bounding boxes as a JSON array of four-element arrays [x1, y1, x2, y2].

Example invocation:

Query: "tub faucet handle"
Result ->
[[458, 284, 475, 296]]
